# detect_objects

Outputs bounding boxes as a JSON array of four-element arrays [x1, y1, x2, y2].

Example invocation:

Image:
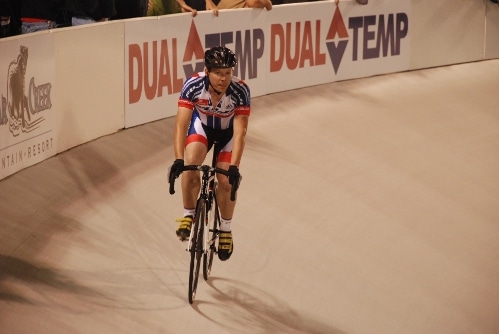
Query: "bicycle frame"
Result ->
[[168, 144, 239, 304], [186, 165, 217, 254]]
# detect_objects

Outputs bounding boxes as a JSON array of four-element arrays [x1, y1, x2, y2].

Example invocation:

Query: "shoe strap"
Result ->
[[175, 217, 192, 222], [219, 232, 232, 244]]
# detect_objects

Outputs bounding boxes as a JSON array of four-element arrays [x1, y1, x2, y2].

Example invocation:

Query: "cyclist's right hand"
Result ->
[[169, 159, 184, 184]]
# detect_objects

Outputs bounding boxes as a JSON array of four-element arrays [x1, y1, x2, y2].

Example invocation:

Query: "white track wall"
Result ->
[[1, 0, 498, 180]]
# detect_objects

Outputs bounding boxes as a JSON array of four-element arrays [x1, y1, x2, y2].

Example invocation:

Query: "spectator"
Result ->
[[8, 0, 21, 36], [174, 0, 271, 16], [0, 0, 12, 37], [20, 0, 65, 34], [217, 0, 272, 10], [114, 0, 148, 19], [179, 0, 219, 16], [272, 0, 307, 4], [147, 0, 182, 15], [147, 0, 207, 16], [65, 0, 116, 26]]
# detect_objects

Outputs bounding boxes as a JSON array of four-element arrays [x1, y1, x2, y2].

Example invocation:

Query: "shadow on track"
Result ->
[[191, 277, 347, 334]]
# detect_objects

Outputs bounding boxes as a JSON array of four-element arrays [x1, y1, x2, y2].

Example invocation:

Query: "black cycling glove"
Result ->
[[227, 165, 240, 191], [169, 159, 184, 183]]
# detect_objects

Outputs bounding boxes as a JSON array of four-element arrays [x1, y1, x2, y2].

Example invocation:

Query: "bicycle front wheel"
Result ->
[[203, 191, 220, 281], [188, 198, 205, 304]]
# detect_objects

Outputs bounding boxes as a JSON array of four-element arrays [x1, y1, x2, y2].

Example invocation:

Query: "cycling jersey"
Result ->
[[178, 72, 251, 130]]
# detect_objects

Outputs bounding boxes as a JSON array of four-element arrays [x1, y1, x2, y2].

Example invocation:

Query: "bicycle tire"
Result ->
[[203, 190, 220, 280], [188, 198, 205, 304]]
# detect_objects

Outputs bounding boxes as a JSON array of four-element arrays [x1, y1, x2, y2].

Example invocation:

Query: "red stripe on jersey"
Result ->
[[235, 106, 250, 116], [178, 98, 194, 109]]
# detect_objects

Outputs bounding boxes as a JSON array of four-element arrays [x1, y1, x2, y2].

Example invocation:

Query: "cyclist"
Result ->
[[169, 46, 250, 261]]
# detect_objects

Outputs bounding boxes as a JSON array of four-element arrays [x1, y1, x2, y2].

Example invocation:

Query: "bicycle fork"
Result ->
[[186, 203, 216, 255]]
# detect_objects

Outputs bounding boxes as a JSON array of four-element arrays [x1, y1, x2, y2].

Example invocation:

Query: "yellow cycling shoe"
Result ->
[[218, 232, 233, 261], [175, 216, 192, 241]]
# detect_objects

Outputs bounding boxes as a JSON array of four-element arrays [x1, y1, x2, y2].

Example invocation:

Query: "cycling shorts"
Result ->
[[186, 111, 233, 163]]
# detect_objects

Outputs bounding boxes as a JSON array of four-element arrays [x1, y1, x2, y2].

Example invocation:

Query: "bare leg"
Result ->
[[215, 161, 236, 220], [216, 160, 236, 261], [181, 142, 207, 211]]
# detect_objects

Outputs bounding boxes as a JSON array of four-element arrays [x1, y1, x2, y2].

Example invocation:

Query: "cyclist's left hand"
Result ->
[[169, 159, 184, 183], [227, 165, 240, 191]]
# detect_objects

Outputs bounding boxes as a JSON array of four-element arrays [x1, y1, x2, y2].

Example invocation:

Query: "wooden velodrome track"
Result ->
[[1, 59, 498, 334]]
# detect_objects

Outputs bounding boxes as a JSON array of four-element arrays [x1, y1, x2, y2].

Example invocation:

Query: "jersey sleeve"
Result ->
[[234, 80, 251, 116], [178, 74, 202, 109]]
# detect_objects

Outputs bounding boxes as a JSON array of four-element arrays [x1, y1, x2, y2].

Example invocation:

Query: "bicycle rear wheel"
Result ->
[[188, 198, 205, 304], [203, 191, 220, 281]]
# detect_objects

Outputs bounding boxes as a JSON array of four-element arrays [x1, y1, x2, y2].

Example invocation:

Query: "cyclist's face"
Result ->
[[207, 67, 233, 92]]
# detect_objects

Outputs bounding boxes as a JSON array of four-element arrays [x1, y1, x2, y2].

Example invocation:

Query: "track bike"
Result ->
[[169, 148, 239, 304]]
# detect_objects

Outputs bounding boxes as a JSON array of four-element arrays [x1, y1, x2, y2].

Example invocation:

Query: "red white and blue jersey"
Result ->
[[178, 72, 251, 130]]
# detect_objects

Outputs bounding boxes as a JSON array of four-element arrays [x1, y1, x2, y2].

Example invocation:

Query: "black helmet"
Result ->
[[204, 46, 237, 70]]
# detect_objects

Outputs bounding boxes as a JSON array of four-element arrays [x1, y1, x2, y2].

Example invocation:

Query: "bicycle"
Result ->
[[169, 146, 239, 304]]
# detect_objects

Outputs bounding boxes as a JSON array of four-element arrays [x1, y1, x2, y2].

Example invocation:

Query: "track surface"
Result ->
[[1, 60, 499, 334]]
